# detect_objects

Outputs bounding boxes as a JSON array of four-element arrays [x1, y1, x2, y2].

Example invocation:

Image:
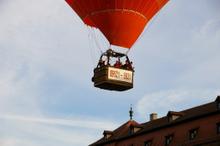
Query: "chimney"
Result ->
[[150, 113, 158, 121]]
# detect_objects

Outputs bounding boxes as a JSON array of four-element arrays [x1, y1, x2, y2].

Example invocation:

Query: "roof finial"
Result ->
[[129, 104, 133, 120]]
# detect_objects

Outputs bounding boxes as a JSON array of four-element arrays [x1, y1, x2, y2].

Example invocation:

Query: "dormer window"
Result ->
[[217, 122, 220, 134], [169, 115, 179, 121], [215, 96, 220, 109], [129, 125, 142, 135], [103, 130, 113, 139], [130, 126, 134, 134], [167, 111, 183, 122], [144, 140, 152, 146], [217, 100, 220, 109], [189, 128, 199, 140], [134, 126, 142, 133], [165, 134, 173, 146]]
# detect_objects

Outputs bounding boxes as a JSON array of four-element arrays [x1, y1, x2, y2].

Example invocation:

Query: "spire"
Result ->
[[129, 104, 133, 120]]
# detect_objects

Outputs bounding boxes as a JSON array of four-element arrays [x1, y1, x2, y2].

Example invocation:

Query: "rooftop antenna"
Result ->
[[129, 104, 133, 120]]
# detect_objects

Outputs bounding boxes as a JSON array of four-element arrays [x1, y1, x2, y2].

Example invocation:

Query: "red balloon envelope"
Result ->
[[66, 0, 169, 48]]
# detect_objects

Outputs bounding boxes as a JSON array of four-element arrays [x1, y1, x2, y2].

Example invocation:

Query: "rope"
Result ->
[[125, 49, 130, 55], [92, 28, 103, 54], [87, 26, 97, 67]]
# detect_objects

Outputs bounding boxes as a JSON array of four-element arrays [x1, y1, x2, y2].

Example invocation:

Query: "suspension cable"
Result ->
[[91, 28, 103, 54], [87, 26, 96, 67]]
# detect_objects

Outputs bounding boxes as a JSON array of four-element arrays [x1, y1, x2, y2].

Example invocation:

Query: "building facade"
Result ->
[[90, 96, 220, 146]]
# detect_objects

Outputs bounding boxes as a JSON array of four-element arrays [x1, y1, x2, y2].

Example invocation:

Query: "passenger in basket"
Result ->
[[124, 60, 133, 70], [98, 59, 105, 68], [114, 58, 122, 68]]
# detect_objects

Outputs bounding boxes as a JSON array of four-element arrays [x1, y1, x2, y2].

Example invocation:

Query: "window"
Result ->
[[216, 96, 220, 109], [144, 140, 152, 146], [103, 130, 113, 139], [217, 123, 220, 134], [165, 134, 173, 146], [218, 102, 220, 109], [168, 115, 180, 121], [189, 128, 199, 140], [129, 127, 134, 135], [129, 125, 142, 135]]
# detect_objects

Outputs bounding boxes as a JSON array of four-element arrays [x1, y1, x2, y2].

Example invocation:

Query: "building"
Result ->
[[90, 96, 220, 146]]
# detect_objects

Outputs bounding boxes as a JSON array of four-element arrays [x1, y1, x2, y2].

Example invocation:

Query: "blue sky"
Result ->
[[0, 0, 220, 146]]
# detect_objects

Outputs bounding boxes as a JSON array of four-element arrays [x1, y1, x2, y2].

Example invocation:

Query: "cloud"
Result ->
[[0, 0, 220, 146], [0, 138, 39, 146], [174, 18, 220, 87], [132, 8, 220, 92], [0, 114, 118, 130], [136, 89, 220, 120], [0, 1, 118, 145], [0, 0, 94, 115], [0, 114, 118, 146], [0, 0, 93, 86], [0, 122, 94, 146]]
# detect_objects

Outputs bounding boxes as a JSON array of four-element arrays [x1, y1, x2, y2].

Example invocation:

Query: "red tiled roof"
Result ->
[[90, 96, 220, 146], [90, 120, 141, 145]]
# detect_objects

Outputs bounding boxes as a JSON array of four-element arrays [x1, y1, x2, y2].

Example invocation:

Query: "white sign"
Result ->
[[108, 67, 133, 83]]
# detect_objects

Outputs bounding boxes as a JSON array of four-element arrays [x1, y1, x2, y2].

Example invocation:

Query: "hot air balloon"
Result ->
[[66, 0, 169, 91]]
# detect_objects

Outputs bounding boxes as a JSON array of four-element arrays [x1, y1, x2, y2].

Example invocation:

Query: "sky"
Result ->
[[0, 0, 220, 146]]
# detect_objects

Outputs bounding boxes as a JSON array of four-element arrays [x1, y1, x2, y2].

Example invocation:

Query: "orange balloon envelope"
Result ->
[[66, 0, 169, 48]]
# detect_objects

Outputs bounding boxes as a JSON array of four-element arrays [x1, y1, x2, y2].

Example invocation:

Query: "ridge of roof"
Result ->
[[167, 111, 184, 116], [89, 120, 140, 146], [90, 97, 219, 146]]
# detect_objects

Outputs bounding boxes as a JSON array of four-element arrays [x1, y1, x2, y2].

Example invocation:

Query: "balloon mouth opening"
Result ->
[[110, 45, 130, 54]]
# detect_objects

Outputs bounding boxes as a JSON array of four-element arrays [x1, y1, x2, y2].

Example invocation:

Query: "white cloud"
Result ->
[[0, 0, 94, 86], [0, 0, 220, 146], [174, 18, 220, 87], [0, 0, 93, 115], [0, 122, 94, 146], [0, 1, 116, 145], [0, 114, 118, 130], [136, 89, 220, 120], [0, 114, 118, 146], [0, 138, 39, 146]]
